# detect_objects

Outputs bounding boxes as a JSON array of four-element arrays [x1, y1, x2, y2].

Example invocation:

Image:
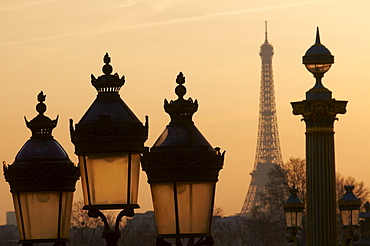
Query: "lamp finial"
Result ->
[[315, 27, 321, 44]]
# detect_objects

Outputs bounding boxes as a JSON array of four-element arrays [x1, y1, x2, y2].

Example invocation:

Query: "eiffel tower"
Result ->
[[240, 22, 283, 215]]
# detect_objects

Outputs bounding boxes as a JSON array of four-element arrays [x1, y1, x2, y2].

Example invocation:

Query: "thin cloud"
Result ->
[[0, 0, 336, 47], [82, 0, 143, 14], [118, 0, 337, 30], [0, 0, 62, 13]]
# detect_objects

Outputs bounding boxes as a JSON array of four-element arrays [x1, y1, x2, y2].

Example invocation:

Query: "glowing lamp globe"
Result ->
[[303, 27, 334, 76], [338, 185, 361, 228], [283, 186, 305, 229]]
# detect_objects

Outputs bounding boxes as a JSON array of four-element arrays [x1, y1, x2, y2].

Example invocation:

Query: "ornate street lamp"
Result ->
[[3, 92, 80, 246], [70, 53, 148, 246], [338, 185, 361, 245], [141, 72, 225, 246], [283, 186, 304, 245], [291, 28, 347, 245]]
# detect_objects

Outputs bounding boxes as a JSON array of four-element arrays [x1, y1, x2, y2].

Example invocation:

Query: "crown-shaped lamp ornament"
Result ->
[[91, 53, 125, 93], [25, 91, 58, 139], [164, 72, 198, 124]]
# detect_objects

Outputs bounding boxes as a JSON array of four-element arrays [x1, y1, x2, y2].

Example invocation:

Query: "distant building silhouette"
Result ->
[[6, 211, 16, 226], [0, 224, 18, 245], [240, 22, 283, 215]]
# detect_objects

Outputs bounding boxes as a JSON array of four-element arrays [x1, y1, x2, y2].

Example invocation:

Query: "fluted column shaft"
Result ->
[[291, 99, 347, 246], [306, 129, 336, 245]]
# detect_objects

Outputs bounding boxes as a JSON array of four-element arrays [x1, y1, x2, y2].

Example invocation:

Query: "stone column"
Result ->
[[291, 98, 347, 245]]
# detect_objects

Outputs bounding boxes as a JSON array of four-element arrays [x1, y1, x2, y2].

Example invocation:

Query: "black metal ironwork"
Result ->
[[353, 202, 370, 245], [70, 53, 148, 155], [283, 186, 305, 246], [142, 72, 224, 245], [291, 28, 347, 246], [4, 92, 79, 245], [141, 72, 224, 183], [87, 208, 134, 246], [4, 92, 79, 193], [156, 237, 214, 246], [70, 53, 148, 245], [339, 185, 361, 246]]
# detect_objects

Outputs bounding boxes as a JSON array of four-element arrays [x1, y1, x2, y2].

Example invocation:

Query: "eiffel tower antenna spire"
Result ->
[[265, 21, 268, 42]]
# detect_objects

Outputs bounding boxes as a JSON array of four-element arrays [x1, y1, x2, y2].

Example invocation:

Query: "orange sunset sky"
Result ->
[[1, 0, 370, 225]]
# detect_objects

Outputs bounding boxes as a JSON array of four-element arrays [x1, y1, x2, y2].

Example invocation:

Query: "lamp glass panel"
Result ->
[[177, 182, 215, 234], [290, 212, 297, 227], [129, 154, 141, 204], [13, 191, 72, 240], [341, 210, 350, 226], [296, 211, 303, 228], [285, 212, 292, 227], [60, 192, 74, 238], [150, 183, 176, 235], [352, 209, 360, 225], [305, 63, 331, 74], [13, 194, 22, 238], [79, 152, 140, 206]]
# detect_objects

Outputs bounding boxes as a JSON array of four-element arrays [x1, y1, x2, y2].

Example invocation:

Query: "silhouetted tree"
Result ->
[[69, 199, 105, 246], [259, 157, 370, 245], [336, 173, 370, 203], [262, 158, 369, 209]]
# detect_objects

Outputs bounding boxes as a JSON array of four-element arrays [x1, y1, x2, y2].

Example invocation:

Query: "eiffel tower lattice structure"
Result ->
[[240, 23, 283, 215]]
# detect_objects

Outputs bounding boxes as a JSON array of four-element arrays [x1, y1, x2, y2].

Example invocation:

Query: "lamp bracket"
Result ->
[[155, 237, 214, 246], [87, 208, 135, 246]]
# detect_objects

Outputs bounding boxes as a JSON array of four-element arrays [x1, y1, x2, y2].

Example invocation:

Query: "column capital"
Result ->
[[291, 99, 347, 130]]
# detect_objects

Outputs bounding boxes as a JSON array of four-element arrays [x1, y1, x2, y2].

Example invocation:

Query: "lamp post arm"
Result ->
[[155, 237, 214, 246], [287, 235, 297, 246], [115, 208, 134, 231], [53, 243, 67, 246], [88, 209, 111, 232], [87, 209, 119, 246], [87, 208, 135, 246], [286, 228, 305, 246], [341, 234, 353, 246], [340, 226, 357, 246], [193, 237, 214, 246], [176, 238, 183, 246], [156, 238, 173, 246], [296, 236, 304, 246]]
